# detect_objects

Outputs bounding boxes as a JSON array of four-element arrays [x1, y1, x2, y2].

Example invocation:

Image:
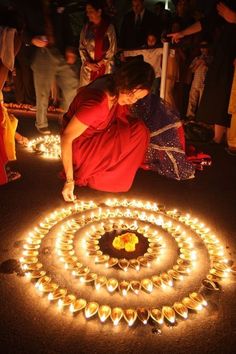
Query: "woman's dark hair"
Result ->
[[86, 0, 104, 11], [109, 60, 155, 95]]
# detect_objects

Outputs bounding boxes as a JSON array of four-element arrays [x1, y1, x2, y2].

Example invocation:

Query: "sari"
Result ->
[[132, 94, 195, 180], [79, 19, 116, 87]]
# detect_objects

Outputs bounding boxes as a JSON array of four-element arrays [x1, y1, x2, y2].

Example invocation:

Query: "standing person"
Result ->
[[168, 1, 236, 144], [21, 0, 79, 135], [79, 0, 117, 88], [14, 44, 36, 107], [103, 0, 118, 23], [154, 2, 172, 33], [61, 60, 155, 202], [144, 31, 160, 60], [186, 41, 212, 119], [0, 3, 23, 184], [124, 32, 162, 95], [226, 61, 236, 155], [119, 0, 159, 50], [170, 0, 196, 118], [0, 94, 9, 185]]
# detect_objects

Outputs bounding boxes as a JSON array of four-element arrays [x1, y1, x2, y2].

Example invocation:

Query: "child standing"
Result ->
[[186, 41, 212, 119], [144, 32, 161, 94]]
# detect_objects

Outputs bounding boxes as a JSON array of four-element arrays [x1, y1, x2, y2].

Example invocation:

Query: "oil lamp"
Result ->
[[106, 278, 118, 292], [110, 307, 124, 326], [84, 302, 99, 318], [119, 280, 130, 296], [150, 308, 163, 324], [124, 309, 137, 326], [70, 298, 87, 313], [137, 308, 150, 324], [95, 275, 107, 290], [162, 306, 176, 323], [173, 302, 188, 319], [141, 278, 153, 293], [98, 305, 111, 322]]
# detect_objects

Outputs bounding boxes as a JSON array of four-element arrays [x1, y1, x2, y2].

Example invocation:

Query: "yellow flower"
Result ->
[[124, 243, 136, 252], [112, 236, 124, 250], [131, 234, 139, 244], [112, 233, 139, 252]]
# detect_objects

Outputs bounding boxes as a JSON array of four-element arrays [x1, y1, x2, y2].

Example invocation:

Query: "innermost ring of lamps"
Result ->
[[99, 230, 149, 259]]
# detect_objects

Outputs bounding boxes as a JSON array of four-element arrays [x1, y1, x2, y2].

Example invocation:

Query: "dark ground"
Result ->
[[0, 111, 236, 354]]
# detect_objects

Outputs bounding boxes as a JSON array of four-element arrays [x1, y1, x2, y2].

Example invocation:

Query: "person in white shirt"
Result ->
[[186, 41, 212, 119]]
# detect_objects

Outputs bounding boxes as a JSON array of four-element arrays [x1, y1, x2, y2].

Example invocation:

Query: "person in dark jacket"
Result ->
[[119, 0, 159, 50], [168, 1, 236, 144]]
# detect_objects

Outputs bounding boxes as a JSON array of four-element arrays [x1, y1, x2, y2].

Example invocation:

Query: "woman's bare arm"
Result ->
[[61, 116, 88, 202], [167, 21, 202, 43]]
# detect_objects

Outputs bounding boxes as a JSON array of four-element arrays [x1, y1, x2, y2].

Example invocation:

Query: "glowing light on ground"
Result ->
[[28, 135, 60, 159], [19, 199, 234, 327]]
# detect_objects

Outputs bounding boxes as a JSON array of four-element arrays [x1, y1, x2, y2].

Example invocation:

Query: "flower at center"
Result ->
[[112, 232, 139, 252]]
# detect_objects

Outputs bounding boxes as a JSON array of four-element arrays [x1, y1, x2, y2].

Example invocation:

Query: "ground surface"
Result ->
[[0, 111, 236, 354]]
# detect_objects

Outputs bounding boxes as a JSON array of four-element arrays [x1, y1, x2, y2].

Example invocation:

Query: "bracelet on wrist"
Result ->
[[65, 178, 75, 184]]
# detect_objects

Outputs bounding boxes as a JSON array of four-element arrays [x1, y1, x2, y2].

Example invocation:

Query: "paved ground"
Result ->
[[0, 111, 236, 354]]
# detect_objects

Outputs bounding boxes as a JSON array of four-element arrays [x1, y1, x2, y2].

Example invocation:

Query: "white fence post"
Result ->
[[160, 41, 169, 100]]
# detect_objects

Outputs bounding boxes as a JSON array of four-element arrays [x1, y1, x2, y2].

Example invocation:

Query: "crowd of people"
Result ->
[[0, 0, 235, 201]]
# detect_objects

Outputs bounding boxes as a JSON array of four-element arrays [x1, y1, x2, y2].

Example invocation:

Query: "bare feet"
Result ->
[[15, 132, 29, 146]]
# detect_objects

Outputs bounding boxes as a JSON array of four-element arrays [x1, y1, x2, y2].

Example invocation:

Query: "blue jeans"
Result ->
[[31, 47, 78, 129]]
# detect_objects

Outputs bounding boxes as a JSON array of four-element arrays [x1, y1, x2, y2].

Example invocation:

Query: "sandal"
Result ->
[[7, 171, 21, 182], [225, 147, 236, 156]]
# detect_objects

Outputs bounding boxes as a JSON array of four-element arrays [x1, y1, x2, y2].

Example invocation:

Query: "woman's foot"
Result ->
[[213, 124, 226, 144], [15, 132, 29, 146], [212, 138, 225, 144], [225, 147, 236, 156]]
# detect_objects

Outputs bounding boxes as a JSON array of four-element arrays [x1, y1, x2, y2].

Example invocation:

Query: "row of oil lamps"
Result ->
[[54, 217, 196, 295], [104, 199, 234, 281], [20, 199, 235, 326], [21, 199, 232, 287], [173, 213, 232, 278], [28, 135, 61, 159], [24, 268, 209, 326], [47, 287, 208, 326], [21, 210, 232, 289], [83, 219, 164, 272]]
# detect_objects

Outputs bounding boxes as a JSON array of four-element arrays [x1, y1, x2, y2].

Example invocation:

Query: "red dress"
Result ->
[[62, 81, 149, 192]]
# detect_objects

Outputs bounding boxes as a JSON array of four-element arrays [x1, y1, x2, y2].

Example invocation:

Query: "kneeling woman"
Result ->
[[61, 61, 155, 202]]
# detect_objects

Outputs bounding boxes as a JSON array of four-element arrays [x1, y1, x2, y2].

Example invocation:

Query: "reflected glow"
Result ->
[[19, 198, 231, 327]]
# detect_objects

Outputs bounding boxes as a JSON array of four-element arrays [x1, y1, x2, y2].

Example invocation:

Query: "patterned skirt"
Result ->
[[132, 94, 195, 180]]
